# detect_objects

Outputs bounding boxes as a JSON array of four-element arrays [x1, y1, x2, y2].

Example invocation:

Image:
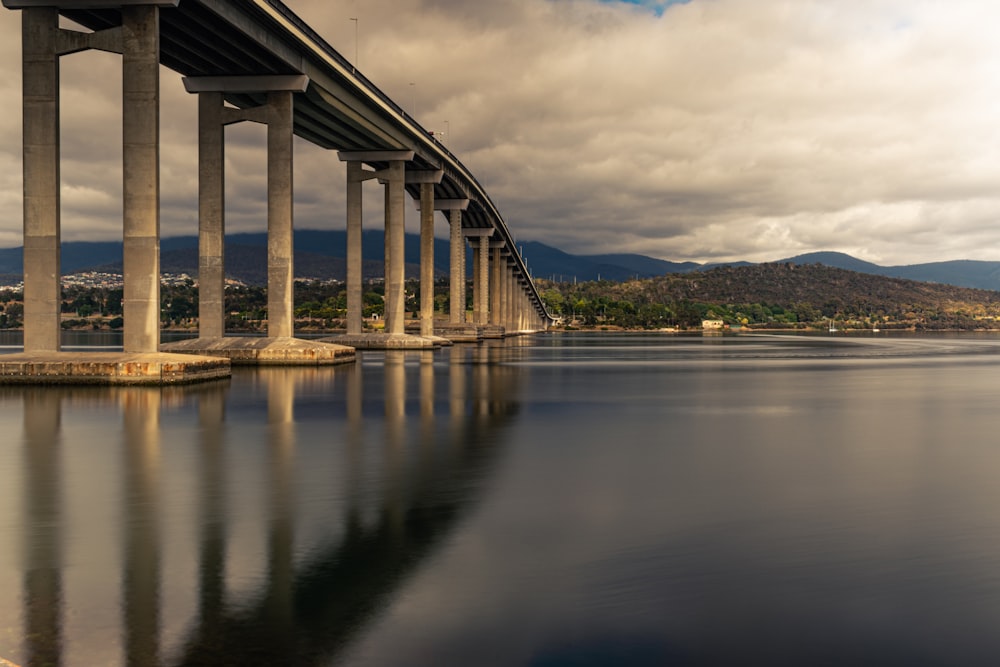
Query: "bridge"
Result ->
[[0, 0, 554, 383]]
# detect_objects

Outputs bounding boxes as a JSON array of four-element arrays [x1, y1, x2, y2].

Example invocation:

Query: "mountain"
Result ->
[[773, 252, 1000, 291], [775, 252, 884, 274], [4, 230, 1000, 292]]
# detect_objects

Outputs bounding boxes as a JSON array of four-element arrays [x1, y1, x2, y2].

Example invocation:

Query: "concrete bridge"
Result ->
[[0, 0, 553, 383]]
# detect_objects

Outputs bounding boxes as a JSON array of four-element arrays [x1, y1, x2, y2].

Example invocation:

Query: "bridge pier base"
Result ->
[[0, 352, 230, 385], [167, 75, 356, 366], [324, 151, 439, 351], [159, 336, 356, 365]]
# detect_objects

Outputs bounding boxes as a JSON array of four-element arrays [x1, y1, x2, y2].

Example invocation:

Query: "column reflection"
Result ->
[[121, 390, 162, 667], [22, 389, 63, 667], [170, 346, 519, 665], [265, 369, 298, 655], [196, 382, 228, 653], [383, 351, 407, 536]]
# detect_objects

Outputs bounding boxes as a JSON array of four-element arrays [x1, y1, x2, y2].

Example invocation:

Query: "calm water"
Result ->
[[3, 332, 1000, 665]]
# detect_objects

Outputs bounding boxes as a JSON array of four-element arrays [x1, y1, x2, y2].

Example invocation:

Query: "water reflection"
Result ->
[[2, 346, 522, 666], [122, 391, 162, 667], [22, 390, 62, 667]]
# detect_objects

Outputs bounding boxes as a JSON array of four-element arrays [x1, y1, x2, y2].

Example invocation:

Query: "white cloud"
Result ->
[[2, 0, 1000, 264]]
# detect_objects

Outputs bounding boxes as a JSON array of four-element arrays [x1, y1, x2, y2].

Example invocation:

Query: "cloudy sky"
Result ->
[[2, 0, 1000, 265]]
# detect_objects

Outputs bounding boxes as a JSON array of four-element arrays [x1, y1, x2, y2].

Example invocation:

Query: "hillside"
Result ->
[[539, 262, 1000, 330]]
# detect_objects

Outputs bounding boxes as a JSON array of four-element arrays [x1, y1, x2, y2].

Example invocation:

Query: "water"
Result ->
[[2, 332, 1000, 665]]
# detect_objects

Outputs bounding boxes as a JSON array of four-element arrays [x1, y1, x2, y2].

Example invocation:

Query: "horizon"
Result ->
[[0, 231, 997, 269]]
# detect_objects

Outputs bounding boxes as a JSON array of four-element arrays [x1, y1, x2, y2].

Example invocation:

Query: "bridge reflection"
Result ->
[[2, 345, 522, 665]]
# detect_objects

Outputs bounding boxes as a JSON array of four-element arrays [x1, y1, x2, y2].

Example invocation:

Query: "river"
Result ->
[[1, 331, 1000, 666]]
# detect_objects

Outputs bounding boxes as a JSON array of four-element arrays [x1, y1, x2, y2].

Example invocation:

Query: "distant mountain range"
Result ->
[[521, 245, 1000, 292], [1, 232, 1000, 291]]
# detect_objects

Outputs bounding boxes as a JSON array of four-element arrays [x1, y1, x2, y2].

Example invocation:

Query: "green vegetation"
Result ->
[[2, 263, 998, 332], [0, 278, 458, 331], [538, 263, 1000, 331]]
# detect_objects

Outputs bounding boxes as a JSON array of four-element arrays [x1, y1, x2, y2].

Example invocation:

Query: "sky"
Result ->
[[2, 0, 1000, 266]]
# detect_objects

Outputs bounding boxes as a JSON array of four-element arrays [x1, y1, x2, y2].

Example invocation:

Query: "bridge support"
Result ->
[[344, 161, 375, 336], [425, 199, 475, 342], [161, 74, 354, 365], [506, 265, 516, 333], [197, 91, 225, 339], [405, 170, 448, 344], [20, 8, 61, 354], [465, 228, 494, 327], [450, 209, 466, 325], [326, 152, 434, 349], [121, 5, 161, 354], [0, 3, 230, 383], [266, 90, 295, 339]]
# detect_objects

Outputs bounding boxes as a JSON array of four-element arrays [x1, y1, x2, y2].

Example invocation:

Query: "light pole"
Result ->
[[349, 17, 358, 72], [409, 82, 415, 118]]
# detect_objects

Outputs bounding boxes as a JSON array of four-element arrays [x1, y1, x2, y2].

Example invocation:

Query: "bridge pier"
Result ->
[[449, 208, 466, 326], [325, 151, 435, 350], [21, 7, 61, 354], [465, 228, 493, 328], [121, 4, 161, 355], [410, 170, 450, 345], [1, 2, 229, 384], [429, 201, 480, 342], [162, 75, 354, 365]]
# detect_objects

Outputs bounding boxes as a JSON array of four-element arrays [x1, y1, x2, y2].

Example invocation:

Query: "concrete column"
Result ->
[[338, 150, 413, 336], [510, 269, 518, 331], [384, 160, 406, 335], [490, 245, 503, 326], [21, 8, 61, 353], [518, 283, 526, 332], [198, 91, 225, 339], [477, 235, 490, 325], [449, 209, 464, 325], [121, 5, 162, 354], [434, 199, 469, 324], [267, 90, 294, 338], [505, 263, 515, 331], [463, 228, 493, 327], [345, 161, 364, 335], [471, 243, 481, 323], [383, 182, 393, 327], [419, 182, 435, 337]]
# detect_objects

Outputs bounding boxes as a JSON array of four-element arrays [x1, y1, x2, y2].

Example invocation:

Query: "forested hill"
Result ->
[[540, 263, 1000, 329], [653, 263, 1000, 307]]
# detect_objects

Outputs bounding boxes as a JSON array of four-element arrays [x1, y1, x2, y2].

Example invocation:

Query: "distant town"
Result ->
[[2, 262, 1000, 333]]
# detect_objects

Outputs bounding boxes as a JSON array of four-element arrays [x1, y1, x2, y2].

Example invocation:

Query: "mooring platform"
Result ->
[[0, 352, 231, 385], [159, 336, 356, 365]]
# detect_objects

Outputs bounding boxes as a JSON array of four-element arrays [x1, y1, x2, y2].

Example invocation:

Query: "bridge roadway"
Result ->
[[1, 0, 553, 383]]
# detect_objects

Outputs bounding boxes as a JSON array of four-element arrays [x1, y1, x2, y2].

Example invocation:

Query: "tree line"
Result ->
[[537, 263, 1000, 330], [2, 262, 999, 332]]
